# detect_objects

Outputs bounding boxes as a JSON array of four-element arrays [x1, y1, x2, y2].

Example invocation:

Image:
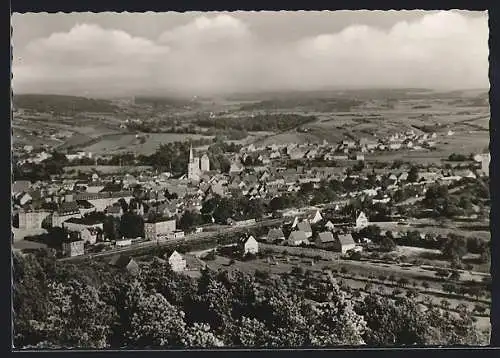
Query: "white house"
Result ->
[[306, 210, 323, 224], [288, 231, 309, 246], [356, 212, 369, 229], [239, 236, 259, 255], [168, 250, 187, 272], [325, 220, 335, 231]]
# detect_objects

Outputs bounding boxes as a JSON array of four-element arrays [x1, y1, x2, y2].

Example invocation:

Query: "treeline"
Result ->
[[134, 96, 201, 108], [13, 94, 117, 114], [239, 98, 362, 112], [194, 114, 317, 132], [13, 251, 485, 349]]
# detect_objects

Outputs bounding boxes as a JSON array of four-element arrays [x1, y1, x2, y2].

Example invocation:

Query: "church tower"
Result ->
[[188, 144, 200, 180], [200, 153, 210, 172]]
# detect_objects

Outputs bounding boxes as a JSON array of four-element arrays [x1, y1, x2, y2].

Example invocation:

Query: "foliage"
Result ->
[[13, 251, 486, 349]]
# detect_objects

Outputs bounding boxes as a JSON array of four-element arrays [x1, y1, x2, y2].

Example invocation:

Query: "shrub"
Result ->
[[255, 269, 270, 280], [340, 267, 348, 274], [378, 274, 386, 281]]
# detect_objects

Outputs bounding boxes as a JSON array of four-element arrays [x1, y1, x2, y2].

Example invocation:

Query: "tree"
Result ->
[[178, 210, 203, 232], [32, 280, 113, 348], [120, 212, 145, 239], [182, 323, 224, 347], [441, 234, 468, 262], [117, 198, 129, 213], [380, 237, 396, 252], [308, 280, 367, 346], [103, 215, 121, 241], [408, 166, 419, 183], [356, 295, 429, 345], [127, 292, 186, 347]]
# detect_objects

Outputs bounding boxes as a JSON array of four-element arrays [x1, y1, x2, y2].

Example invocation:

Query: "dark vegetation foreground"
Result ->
[[13, 249, 488, 349]]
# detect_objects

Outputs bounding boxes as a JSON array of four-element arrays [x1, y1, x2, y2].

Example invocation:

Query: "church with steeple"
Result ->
[[187, 144, 210, 181]]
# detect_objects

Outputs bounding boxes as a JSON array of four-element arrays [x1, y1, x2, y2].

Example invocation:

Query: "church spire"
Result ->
[[189, 143, 194, 163]]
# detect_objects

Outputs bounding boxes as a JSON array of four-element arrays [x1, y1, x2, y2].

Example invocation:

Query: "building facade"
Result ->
[[168, 250, 187, 272], [62, 239, 85, 257], [18, 210, 51, 230], [144, 219, 177, 241]]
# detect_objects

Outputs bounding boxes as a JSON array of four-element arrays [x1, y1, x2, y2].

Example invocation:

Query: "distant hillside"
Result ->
[[134, 96, 201, 108], [13, 94, 118, 114], [239, 97, 363, 112]]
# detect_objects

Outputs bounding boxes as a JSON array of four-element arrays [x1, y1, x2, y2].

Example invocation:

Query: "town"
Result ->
[[11, 10, 491, 350]]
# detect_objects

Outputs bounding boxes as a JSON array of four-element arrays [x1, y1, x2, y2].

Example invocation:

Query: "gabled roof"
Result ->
[[58, 201, 80, 214], [289, 231, 308, 242], [109, 254, 135, 268], [268, 228, 285, 240], [338, 234, 355, 246], [76, 199, 95, 209], [239, 235, 257, 245], [297, 221, 312, 233], [167, 250, 184, 260], [317, 231, 335, 243]]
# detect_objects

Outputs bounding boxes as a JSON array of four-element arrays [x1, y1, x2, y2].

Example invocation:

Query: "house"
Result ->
[[12, 180, 31, 194], [334, 234, 357, 254], [315, 231, 336, 249], [167, 230, 185, 240], [167, 250, 187, 272], [62, 217, 104, 232], [356, 212, 369, 229], [228, 218, 256, 227], [52, 201, 82, 227], [297, 221, 313, 238], [288, 231, 309, 246], [105, 204, 124, 218], [325, 220, 335, 231], [481, 153, 490, 176], [145, 219, 177, 241], [76, 200, 96, 216], [15, 192, 32, 207], [239, 236, 259, 255], [306, 210, 323, 224], [62, 234, 85, 257], [18, 209, 51, 230], [267, 228, 285, 243], [80, 227, 102, 245], [116, 238, 133, 247], [109, 255, 139, 275]]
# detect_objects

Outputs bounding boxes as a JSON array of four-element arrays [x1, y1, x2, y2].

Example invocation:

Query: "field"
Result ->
[[63, 165, 153, 174], [202, 253, 490, 335], [12, 89, 489, 158], [80, 133, 214, 155]]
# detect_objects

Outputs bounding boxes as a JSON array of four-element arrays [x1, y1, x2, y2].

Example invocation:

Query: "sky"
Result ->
[[11, 10, 489, 97]]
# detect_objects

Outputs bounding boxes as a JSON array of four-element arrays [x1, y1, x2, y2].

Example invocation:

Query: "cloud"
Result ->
[[12, 11, 489, 97]]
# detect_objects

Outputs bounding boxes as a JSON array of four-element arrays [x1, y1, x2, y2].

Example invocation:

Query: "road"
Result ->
[[58, 218, 286, 262]]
